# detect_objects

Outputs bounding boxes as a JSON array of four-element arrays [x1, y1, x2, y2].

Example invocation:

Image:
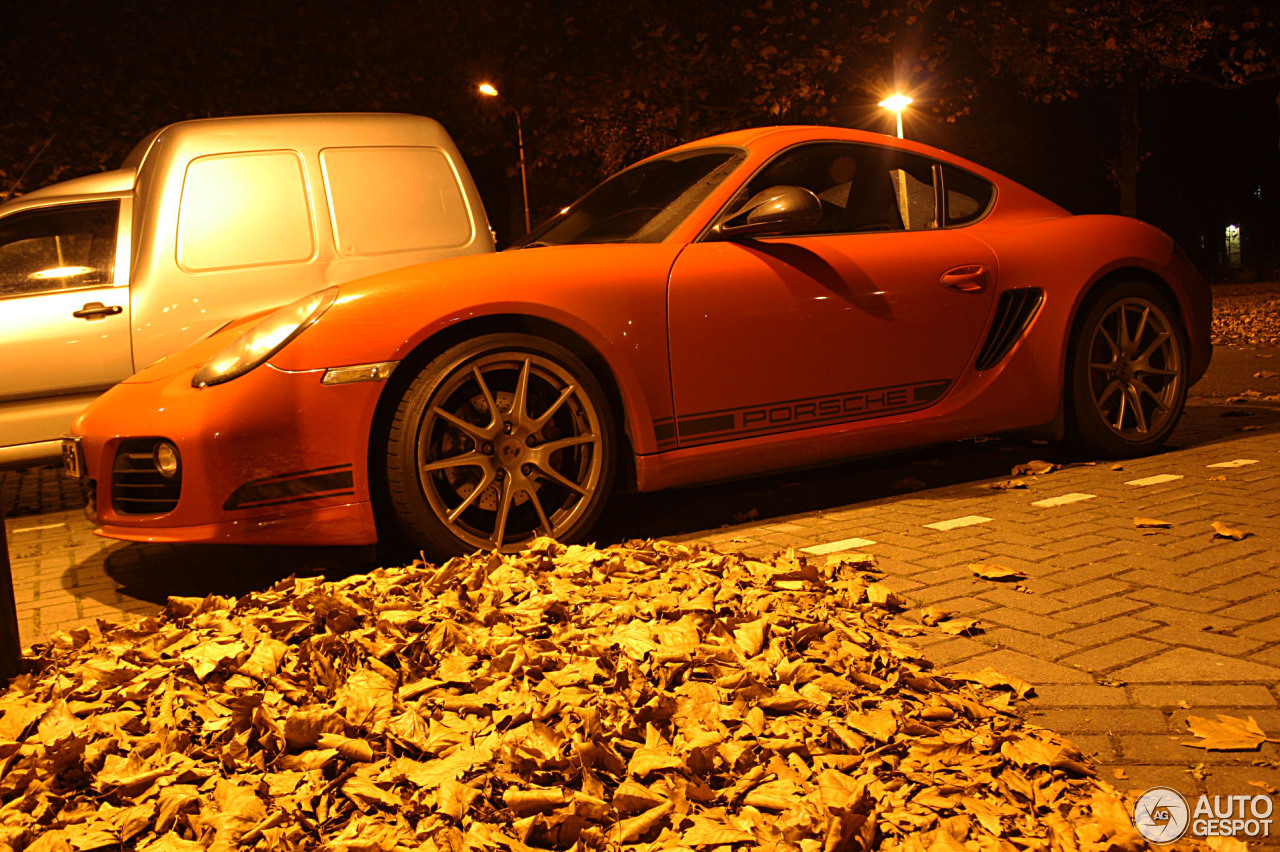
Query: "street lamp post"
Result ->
[[478, 82, 531, 234], [877, 94, 913, 140]]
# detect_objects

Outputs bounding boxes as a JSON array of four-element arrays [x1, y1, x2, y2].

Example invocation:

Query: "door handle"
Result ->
[[940, 265, 989, 292], [72, 302, 123, 320]]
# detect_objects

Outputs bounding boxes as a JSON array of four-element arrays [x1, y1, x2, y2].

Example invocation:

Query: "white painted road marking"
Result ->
[[924, 516, 993, 531], [1031, 493, 1098, 508], [801, 537, 877, 555], [1124, 474, 1184, 486], [10, 522, 67, 533], [1206, 459, 1259, 469]]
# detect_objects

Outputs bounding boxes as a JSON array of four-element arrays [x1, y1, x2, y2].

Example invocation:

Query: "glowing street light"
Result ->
[[477, 82, 531, 234], [878, 94, 913, 139]]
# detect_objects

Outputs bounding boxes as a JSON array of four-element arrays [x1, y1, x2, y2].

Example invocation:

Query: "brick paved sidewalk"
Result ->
[[679, 406, 1280, 816], [5, 389, 1280, 837]]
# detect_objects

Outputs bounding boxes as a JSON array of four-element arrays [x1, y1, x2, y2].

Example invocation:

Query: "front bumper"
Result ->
[[71, 361, 386, 546]]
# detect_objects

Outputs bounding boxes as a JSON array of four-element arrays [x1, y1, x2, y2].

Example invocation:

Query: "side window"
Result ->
[[943, 165, 995, 227], [740, 142, 939, 236], [177, 151, 314, 272], [0, 201, 119, 299], [321, 147, 473, 256]]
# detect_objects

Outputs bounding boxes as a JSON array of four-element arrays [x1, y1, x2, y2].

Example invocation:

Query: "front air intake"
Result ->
[[975, 288, 1044, 371], [111, 439, 182, 515]]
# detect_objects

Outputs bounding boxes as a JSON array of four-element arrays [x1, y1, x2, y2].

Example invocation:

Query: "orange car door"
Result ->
[[665, 141, 999, 448]]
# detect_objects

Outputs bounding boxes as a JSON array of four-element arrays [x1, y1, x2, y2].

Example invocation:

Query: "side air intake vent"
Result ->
[[975, 288, 1044, 371]]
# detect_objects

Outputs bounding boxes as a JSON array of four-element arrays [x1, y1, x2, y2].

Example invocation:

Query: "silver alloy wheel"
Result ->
[[1085, 296, 1184, 441], [414, 350, 605, 551]]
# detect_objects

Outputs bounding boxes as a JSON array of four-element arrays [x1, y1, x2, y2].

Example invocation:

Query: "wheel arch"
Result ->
[[1069, 266, 1184, 338], [366, 314, 639, 546], [1058, 265, 1188, 452]]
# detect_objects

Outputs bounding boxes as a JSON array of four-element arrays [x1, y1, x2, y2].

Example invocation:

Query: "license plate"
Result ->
[[62, 437, 85, 479]]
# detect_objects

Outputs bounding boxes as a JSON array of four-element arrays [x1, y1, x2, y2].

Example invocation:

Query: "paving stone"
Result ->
[[1101, 764, 1207, 798], [1115, 648, 1280, 683], [1065, 733, 1118, 762], [1118, 734, 1278, 765], [1060, 637, 1167, 673], [1029, 684, 1132, 707], [1033, 708, 1170, 734], [1239, 618, 1280, 643], [1141, 605, 1247, 631], [913, 596, 998, 617], [1128, 586, 1234, 613], [1053, 596, 1148, 623], [979, 587, 1069, 614], [908, 579, 989, 605], [1044, 578, 1137, 608], [1218, 597, 1280, 622], [915, 636, 989, 666], [1145, 625, 1266, 656], [976, 627, 1078, 661], [1131, 685, 1278, 708], [1058, 616, 1159, 646], [949, 649, 1094, 684], [978, 607, 1073, 636]]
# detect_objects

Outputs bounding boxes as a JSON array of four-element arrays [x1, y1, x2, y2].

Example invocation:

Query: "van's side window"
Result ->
[[0, 201, 119, 299], [177, 151, 315, 271], [321, 147, 473, 256]]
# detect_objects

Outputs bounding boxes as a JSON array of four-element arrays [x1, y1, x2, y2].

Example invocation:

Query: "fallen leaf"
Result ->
[[1012, 460, 1060, 476], [970, 563, 1025, 581], [865, 583, 905, 610], [1134, 517, 1172, 528], [921, 606, 955, 626], [1211, 521, 1252, 541], [988, 478, 1027, 490], [1184, 714, 1270, 750]]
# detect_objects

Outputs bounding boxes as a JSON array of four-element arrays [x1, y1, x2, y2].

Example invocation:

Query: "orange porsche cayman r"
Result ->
[[67, 125, 1211, 555]]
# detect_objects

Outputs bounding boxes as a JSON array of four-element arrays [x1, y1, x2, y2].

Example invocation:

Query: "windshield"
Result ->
[[518, 147, 744, 247]]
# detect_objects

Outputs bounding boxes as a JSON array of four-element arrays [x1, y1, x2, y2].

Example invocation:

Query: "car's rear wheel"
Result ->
[[1067, 282, 1187, 457], [385, 334, 615, 556]]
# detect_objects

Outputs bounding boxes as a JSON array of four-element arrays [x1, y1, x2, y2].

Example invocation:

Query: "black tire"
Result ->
[[1066, 282, 1188, 458], [385, 334, 615, 557]]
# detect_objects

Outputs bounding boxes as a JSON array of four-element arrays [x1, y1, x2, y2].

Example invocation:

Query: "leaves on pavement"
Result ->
[[0, 539, 1185, 850]]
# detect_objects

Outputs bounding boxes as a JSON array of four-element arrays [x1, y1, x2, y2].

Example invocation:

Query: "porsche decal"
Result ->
[[660, 379, 951, 448]]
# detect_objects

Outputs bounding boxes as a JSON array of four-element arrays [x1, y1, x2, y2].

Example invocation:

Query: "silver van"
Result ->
[[0, 113, 494, 466]]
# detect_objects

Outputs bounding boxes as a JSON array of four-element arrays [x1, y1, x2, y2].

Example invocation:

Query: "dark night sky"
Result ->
[[2, 0, 1277, 275]]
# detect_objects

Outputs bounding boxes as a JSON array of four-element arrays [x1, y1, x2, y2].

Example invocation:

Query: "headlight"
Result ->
[[192, 287, 338, 388]]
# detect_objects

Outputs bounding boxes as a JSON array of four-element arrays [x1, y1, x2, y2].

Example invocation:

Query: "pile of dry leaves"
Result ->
[[0, 540, 1202, 851], [1212, 283, 1280, 347]]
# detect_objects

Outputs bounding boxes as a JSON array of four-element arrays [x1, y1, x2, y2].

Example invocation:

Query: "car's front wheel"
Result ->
[[1067, 282, 1188, 457], [385, 334, 615, 556]]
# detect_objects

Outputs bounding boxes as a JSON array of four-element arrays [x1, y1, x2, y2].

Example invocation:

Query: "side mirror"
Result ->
[[715, 185, 823, 239]]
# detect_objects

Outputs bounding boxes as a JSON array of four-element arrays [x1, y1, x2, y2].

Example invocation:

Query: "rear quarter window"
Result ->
[[943, 165, 996, 227], [177, 151, 315, 271], [321, 146, 473, 256]]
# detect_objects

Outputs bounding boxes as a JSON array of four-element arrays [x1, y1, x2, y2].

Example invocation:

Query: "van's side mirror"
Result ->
[[714, 185, 823, 239]]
